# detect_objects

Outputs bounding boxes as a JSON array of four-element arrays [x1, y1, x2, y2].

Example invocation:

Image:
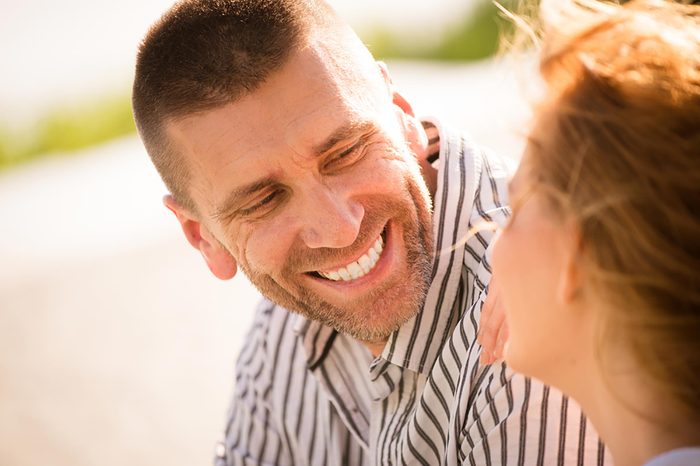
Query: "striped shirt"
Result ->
[[216, 119, 610, 465]]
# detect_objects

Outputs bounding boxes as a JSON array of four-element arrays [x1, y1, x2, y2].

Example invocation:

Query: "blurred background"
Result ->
[[0, 1, 531, 465]]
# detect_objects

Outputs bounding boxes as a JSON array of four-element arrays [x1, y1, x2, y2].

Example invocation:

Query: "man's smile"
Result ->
[[317, 230, 385, 281], [303, 222, 400, 294]]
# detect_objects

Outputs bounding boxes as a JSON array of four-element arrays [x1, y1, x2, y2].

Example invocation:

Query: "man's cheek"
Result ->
[[231, 225, 256, 272], [374, 141, 405, 162], [363, 157, 410, 190], [379, 143, 419, 173], [237, 226, 290, 278], [388, 158, 423, 194]]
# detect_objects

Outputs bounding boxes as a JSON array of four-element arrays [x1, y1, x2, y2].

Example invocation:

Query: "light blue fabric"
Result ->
[[644, 447, 700, 466]]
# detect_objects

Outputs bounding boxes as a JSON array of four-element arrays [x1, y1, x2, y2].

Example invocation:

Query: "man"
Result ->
[[132, 0, 609, 464]]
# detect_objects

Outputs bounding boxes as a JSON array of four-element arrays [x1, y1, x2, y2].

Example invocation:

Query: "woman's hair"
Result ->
[[526, 0, 700, 417]]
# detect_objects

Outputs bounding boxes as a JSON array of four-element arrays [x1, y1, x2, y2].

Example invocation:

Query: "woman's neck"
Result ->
[[570, 351, 699, 466]]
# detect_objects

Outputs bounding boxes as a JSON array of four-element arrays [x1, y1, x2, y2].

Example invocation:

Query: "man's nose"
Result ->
[[298, 186, 364, 249]]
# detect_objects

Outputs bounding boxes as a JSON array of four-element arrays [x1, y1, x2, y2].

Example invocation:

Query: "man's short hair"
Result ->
[[132, 0, 325, 211]]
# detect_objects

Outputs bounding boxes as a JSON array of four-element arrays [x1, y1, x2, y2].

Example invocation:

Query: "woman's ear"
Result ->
[[163, 195, 238, 280], [558, 223, 585, 304]]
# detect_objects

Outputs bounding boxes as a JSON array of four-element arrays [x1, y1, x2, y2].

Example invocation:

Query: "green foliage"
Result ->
[[0, 94, 135, 170], [365, 0, 516, 61]]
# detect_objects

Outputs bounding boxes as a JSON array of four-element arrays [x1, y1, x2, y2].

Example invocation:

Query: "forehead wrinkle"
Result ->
[[195, 116, 249, 168], [178, 103, 261, 160]]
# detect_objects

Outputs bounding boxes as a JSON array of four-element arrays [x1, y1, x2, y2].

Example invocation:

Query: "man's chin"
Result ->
[[241, 244, 432, 343], [244, 270, 422, 342], [305, 263, 431, 340], [291, 290, 420, 342]]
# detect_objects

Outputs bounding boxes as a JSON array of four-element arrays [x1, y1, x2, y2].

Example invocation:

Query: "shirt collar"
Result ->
[[293, 313, 337, 370]]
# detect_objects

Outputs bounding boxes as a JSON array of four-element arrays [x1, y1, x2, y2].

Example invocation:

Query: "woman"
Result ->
[[491, 1, 700, 465]]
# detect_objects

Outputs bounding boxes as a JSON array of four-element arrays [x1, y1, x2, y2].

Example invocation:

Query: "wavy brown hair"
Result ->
[[525, 0, 700, 418]]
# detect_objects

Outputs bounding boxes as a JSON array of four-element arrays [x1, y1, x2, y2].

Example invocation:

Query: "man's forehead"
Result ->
[[166, 98, 371, 177], [169, 44, 384, 156]]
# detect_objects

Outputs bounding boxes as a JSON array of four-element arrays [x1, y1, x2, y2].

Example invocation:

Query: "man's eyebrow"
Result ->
[[212, 177, 277, 221], [312, 120, 377, 156]]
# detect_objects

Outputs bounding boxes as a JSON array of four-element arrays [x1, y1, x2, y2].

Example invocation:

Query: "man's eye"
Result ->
[[240, 191, 279, 216], [338, 144, 358, 159], [325, 142, 364, 170]]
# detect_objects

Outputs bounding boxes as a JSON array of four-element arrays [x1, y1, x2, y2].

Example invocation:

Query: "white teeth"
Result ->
[[347, 263, 362, 279], [318, 234, 385, 282], [368, 248, 379, 263], [358, 255, 372, 274], [374, 236, 384, 253]]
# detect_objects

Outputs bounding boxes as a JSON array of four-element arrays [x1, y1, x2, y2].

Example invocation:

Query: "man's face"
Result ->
[[167, 37, 434, 343]]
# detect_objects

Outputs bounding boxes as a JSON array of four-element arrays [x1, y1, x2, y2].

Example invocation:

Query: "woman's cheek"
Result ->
[[492, 228, 526, 368]]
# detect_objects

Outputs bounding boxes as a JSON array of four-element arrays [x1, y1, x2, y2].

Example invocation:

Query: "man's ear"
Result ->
[[377, 61, 436, 196], [163, 195, 238, 280], [377, 61, 415, 116], [377, 61, 423, 145]]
